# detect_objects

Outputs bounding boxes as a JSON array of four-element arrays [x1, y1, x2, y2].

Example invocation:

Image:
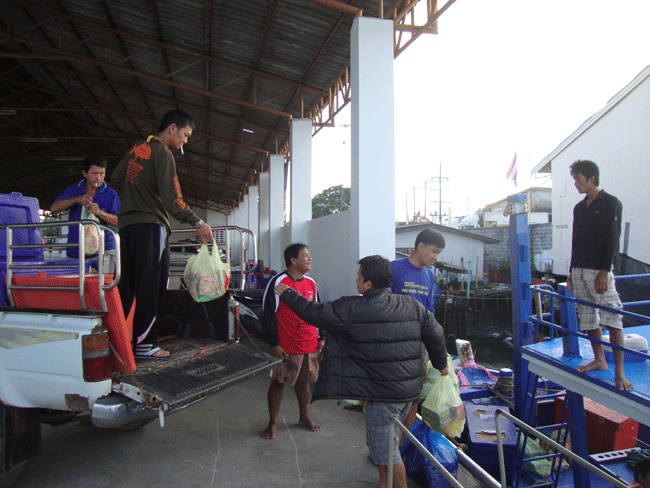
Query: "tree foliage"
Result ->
[[311, 185, 351, 219], [41, 217, 61, 238]]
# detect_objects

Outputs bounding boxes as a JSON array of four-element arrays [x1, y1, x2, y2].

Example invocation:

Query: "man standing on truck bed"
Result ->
[[566, 159, 632, 391], [111, 109, 213, 359], [51, 154, 120, 270], [261, 243, 325, 439]]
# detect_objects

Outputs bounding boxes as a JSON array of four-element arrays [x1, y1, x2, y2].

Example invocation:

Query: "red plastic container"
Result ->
[[555, 397, 639, 454], [10, 274, 136, 373]]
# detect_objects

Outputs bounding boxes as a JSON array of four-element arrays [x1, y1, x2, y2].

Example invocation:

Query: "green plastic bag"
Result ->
[[80, 205, 100, 255], [184, 241, 231, 302], [421, 355, 466, 438]]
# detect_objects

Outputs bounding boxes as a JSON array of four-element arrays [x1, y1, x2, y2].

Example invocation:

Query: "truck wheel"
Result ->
[[0, 404, 41, 487], [112, 418, 154, 432]]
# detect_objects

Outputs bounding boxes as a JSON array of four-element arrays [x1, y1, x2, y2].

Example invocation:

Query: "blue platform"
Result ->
[[522, 324, 650, 426]]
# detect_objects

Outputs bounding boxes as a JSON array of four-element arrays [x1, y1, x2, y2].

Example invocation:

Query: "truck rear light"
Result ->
[[82, 330, 111, 382]]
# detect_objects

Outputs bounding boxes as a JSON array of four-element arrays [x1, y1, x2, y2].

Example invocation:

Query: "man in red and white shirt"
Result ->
[[261, 243, 324, 439]]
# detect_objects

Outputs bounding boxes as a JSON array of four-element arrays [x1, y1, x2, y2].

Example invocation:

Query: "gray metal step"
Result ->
[[113, 338, 279, 413]]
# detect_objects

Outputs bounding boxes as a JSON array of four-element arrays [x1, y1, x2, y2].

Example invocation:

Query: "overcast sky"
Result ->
[[311, 0, 649, 223]]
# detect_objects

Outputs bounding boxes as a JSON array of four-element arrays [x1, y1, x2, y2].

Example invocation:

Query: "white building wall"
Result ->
[[549, 75, 650, 275]]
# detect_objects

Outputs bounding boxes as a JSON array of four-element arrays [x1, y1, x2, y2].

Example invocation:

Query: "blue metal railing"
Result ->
[[530, 280, 650, 361]]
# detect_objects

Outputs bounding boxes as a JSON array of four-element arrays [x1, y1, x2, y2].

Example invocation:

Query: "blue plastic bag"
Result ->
[[400, 421, 458, 488]]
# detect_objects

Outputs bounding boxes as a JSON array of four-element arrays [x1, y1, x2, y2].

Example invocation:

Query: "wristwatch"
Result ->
[[194, 219, 203, 229]]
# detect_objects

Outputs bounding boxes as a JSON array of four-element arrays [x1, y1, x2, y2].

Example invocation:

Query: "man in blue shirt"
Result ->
[[391, 227, 446, 437], [391, 228, 445, 312], [51, 154, 120, 269]]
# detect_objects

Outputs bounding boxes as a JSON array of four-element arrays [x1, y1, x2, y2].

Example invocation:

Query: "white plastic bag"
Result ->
[[80, 205, 100, 255], [184, 241, 231, 302], [421, 355, 466, 438]]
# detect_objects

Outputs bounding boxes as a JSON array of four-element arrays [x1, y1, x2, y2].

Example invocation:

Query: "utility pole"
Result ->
[[426, 163, 450, 224]]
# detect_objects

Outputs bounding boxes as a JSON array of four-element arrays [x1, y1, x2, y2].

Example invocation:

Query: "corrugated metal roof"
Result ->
[[0, 0, 444, 213]]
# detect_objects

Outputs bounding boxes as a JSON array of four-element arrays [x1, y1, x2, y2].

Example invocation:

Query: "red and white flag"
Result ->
[[505, 152, 517, 187]]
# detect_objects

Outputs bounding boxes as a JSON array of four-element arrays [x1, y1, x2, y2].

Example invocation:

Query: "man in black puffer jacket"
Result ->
[[274, 255, 448, 488]]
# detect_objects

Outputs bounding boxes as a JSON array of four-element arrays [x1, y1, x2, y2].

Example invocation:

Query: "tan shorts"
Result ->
[[271, 351, 320, 386], [572, 268, 623, 331]]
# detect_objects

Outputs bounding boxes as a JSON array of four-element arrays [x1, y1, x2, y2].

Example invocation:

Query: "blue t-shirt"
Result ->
[[390, 257, 437, 312], [53, 180, 120, 258]]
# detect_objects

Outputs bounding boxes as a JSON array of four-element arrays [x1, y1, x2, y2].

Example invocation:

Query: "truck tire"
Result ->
[[0, 404, 41, 487]]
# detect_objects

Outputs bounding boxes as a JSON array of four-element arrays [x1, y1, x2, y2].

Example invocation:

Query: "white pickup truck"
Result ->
[[0, 219, 278, 483]]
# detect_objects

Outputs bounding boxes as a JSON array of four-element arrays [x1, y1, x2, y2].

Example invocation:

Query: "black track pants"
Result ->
[[118, 223, 170, 348]]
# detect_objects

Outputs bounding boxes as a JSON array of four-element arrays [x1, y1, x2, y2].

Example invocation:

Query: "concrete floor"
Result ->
[[13, 342, 487, 488]]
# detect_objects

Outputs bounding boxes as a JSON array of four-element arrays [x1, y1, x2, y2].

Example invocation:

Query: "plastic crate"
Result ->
[[0, 192, 43, 261], [1, 259, 92, 306], [465, 404, 517, 482], [555, 397, 639, 454]]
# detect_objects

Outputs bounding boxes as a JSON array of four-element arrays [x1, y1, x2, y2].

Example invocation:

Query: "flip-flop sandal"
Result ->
[[134, 346, 171, 360]]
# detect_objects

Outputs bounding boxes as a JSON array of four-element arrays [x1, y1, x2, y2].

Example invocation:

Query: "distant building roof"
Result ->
[[532, 65, 650, 175], [395, 222, 499, 244], [477, 186, 552, 213]]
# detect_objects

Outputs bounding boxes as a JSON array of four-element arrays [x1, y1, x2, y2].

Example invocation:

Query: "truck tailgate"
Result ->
[[112, 338, 280, 413]]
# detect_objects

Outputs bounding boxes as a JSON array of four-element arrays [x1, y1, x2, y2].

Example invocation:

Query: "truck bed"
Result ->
[[113, 337, 278, 413]]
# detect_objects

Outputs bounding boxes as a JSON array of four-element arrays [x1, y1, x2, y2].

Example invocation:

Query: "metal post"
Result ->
[[507, 193, 533, 419], [558, 283, 581, 358]]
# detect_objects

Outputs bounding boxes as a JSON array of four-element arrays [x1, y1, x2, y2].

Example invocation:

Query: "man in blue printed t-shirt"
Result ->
[[391, 227, 446, 438], [391, 228, 445, 312]]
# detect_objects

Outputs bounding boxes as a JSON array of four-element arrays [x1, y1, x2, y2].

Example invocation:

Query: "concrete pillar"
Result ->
[[290, 118, 313, 244], [247, 184, 259, 243], [268, 154, 285, 273], [258, 172, 270, 267], [350, 17, 396, 291]]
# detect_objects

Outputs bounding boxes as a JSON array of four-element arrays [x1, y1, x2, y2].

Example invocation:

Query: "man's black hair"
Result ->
[[159, 109, 195, 133], [635, 458, 650, 485], [570, 159, 600, 187], [415, 228, 446, 250], [284, 243, 308, 268], [358, 255, 392, 289], [82, 154, 106, 172]]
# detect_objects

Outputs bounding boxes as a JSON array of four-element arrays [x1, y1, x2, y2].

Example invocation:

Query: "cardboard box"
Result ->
[[555, 397, 638, 454]]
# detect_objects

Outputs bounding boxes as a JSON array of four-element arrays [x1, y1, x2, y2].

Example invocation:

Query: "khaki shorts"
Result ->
[[572, 268, 623, 331], [271, 351, 320, 386]]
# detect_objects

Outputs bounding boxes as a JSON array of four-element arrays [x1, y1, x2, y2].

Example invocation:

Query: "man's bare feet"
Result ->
[[151, 348, 170, 358], [615, 372, 633, 391], [261, 424, 278, 439], [576, 359, 608, 373], [298, 416, 320, 432]]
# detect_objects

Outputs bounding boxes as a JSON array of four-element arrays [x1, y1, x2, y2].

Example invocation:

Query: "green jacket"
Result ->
[[111, 136, 200, 232]]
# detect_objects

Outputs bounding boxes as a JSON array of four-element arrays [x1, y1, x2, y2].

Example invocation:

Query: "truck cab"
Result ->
[[0, 192, 278, 481]]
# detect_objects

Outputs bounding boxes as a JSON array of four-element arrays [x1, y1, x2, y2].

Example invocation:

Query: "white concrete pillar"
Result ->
[[290, 118, 313, 244], [268, 154, 285, 273], [239, 195, 250, 229], [350, 17, 396, 292], [247, 185, 259, 245], [258, 172, 270, 267]]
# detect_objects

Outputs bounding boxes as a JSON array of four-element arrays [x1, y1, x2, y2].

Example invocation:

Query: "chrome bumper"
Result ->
[[91, 394, 158, 428]]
